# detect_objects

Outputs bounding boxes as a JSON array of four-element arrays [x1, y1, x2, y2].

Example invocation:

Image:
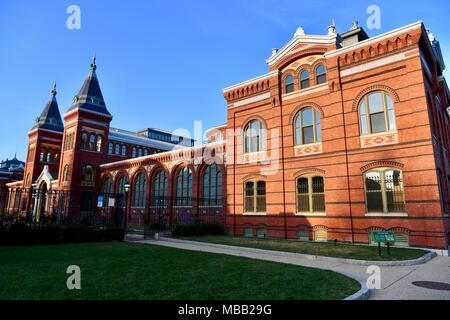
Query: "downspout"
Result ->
[[337, 58, 355, 244]]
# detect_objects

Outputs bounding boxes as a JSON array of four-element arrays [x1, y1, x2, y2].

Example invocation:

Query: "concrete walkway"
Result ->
[[126, 236, 450, 300]]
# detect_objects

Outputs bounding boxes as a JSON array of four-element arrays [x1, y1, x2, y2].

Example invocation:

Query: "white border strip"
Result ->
[[223, 71, 279, 93]]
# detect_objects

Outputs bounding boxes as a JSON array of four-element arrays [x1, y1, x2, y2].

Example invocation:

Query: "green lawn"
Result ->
[[181, 236, 428, 261], [0, 242, 359, 300]]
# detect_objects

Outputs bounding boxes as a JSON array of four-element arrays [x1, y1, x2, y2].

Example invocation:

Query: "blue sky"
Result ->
[[0, 0, 449, 161]]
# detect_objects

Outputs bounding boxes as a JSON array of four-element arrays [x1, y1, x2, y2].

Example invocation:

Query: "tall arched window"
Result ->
[[315, 64, 327, 84], [359, 91, 396, 135], [62, 165, 70, 182], [108, 142, 113, 154], [116, 175, 129, 208], [39, 149, 45, 162], [300, 70, 310, 89], [175, 167, 192, 206], [121, 145, 127, 156], [244, 180, 266, 213], [296, 176, 325, 213], [132, 147, 137, 158], [81, 132, 88, 149], [244, 120, 264, 154], [365, 169, 405, 213], [152, 169, 168, 206], [96, 136, 102, 152], [115, 144, 120, 155], [295, 108, 321, 145], [82, 165, 95, 183], [284, 74, 294, 94], [132, 173, 147, 208], [202, 163, 223, 206], [102, 177, 112, 194], [138, 148, 143, 157], [89, 133, 96, 151], [46, 150, 52, 163]]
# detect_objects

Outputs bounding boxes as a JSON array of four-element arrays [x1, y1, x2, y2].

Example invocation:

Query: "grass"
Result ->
[[181, 236, 429, 261], [0, 242, 360, 300]]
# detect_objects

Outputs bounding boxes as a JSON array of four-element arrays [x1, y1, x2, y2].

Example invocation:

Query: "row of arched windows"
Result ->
[[39, 148, 60, 164], [81, 132, 102, 153], [244, 169, 405, 214], [243, 91, 398, 153], [102, 163, 223, 208], [284, 64, 327, 94], [64, 132, 75, 151]]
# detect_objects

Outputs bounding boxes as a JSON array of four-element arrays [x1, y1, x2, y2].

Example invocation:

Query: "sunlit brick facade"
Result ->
[[6, 21, 450, 251]]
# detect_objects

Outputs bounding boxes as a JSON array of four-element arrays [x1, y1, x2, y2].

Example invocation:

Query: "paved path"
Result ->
[[126, 236, 450, 300]]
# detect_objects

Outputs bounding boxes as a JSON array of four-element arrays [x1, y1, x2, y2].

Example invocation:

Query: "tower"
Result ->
[[22, 84, 64, 189], [58, 57, 113, 192]]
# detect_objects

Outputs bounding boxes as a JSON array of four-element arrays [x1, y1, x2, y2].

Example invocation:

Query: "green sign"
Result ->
[[371, 231, 396, 243]]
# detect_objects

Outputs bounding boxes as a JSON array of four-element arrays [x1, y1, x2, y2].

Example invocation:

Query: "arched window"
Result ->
[[144, 149, 148, 156], [96, 136, 102, 152], [244, 180, 266, 213], [89, 133, 96, 151], [359, 91, 396, 135], [62, 165, 70, 182], [294, 108, 321, 145], [284, 74, 294, 94], [244, 120, 264, 154], [46, 150, 52, 163], [39, 149, 45, 162], [102, 177, 112, 194], [132, 147, 137, 158], [138, 148, 143, 157], [54, 152, 59, 163], [132, 173, 147, 208], [108, 142, 113, 154], [115, 144, 120, 155], [175, 167, 192, 206], [121, 145, 127, 156], [202, 163, 222, 206], [365, 169, 405, 213], [81, 165, 95, 183], [300, 70, 310, 89], [296, 176, 325, 213], [81, 132, 88, 149], [151, 169, 168, 206], [116, 175, 129, 208], [315, 64, 327, 84]]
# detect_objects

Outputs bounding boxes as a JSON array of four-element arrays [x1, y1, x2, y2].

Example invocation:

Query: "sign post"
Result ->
[[371, 231, 396, 256]]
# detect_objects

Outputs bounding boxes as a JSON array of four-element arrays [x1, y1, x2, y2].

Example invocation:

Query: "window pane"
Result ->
[[315, 112, 322, 142], [312, 177, 325, 212], [297, 178, 309, 212], [257, 181, 266, 196], [360, 114, 369, 135], [365, 172, 383, 212], [302, 126, 314, 144], [385, 170, 405, 212], [302, 109, 313, 126], [370, 113, 386, 133], [295, 115, 301, 145], [388, 109, 397, 131], [368, 93, 384, 113], [245, 182, 254, 196], [316, 74, 327, 84]]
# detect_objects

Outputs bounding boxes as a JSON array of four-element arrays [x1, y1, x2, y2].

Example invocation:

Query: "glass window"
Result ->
[[294, 108, 322, 145], [132, 173, 147, 208], [121, 145, 126, 157], [116, 175, 129, 208], [300, 70, 310, 89], [244, 120, 264, 154], [89, 134, 96, 151], [96, 136, 102, 153], [108, 142, 113, 154], [132, 147, 137, 158], [202, 163, 222, 206], [81, 132, 88, 149], [365, 169, 405, 213], [115, 144, 120, 155], [359, 92, 396, 135], [151, 169, 168, 206], [296, 176, 325, 213], [284, 75, 294, 94], [82, 165, 95, 183], [244, 181, 266, 213], [315, 64, 327, 84], [175, 167, 192, 206]]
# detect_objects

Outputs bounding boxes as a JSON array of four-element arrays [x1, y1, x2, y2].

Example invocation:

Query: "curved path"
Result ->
[[126, 235, 450, 300]]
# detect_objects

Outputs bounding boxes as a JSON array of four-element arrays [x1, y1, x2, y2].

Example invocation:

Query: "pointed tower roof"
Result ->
[[67, 56, 111, 117], [32, 84, 64, 133]]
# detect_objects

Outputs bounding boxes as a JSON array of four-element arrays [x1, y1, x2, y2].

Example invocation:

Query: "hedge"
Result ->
[[0, 222, 125, 246], [172, 223, 225, 237]]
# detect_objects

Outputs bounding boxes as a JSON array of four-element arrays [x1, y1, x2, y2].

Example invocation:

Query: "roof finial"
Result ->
[[350, 20, 359, 31], [51, 82, 57, 97], [91, 53, 97, 71], [14, 152, 17, 159]]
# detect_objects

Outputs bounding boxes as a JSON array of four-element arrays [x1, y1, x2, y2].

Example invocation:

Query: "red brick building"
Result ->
[[4, 21, 450, 251]]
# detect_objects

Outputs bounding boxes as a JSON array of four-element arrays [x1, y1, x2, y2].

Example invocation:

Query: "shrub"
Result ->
[[0, 221, 125, 245], [172, 223, 225, 237]]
